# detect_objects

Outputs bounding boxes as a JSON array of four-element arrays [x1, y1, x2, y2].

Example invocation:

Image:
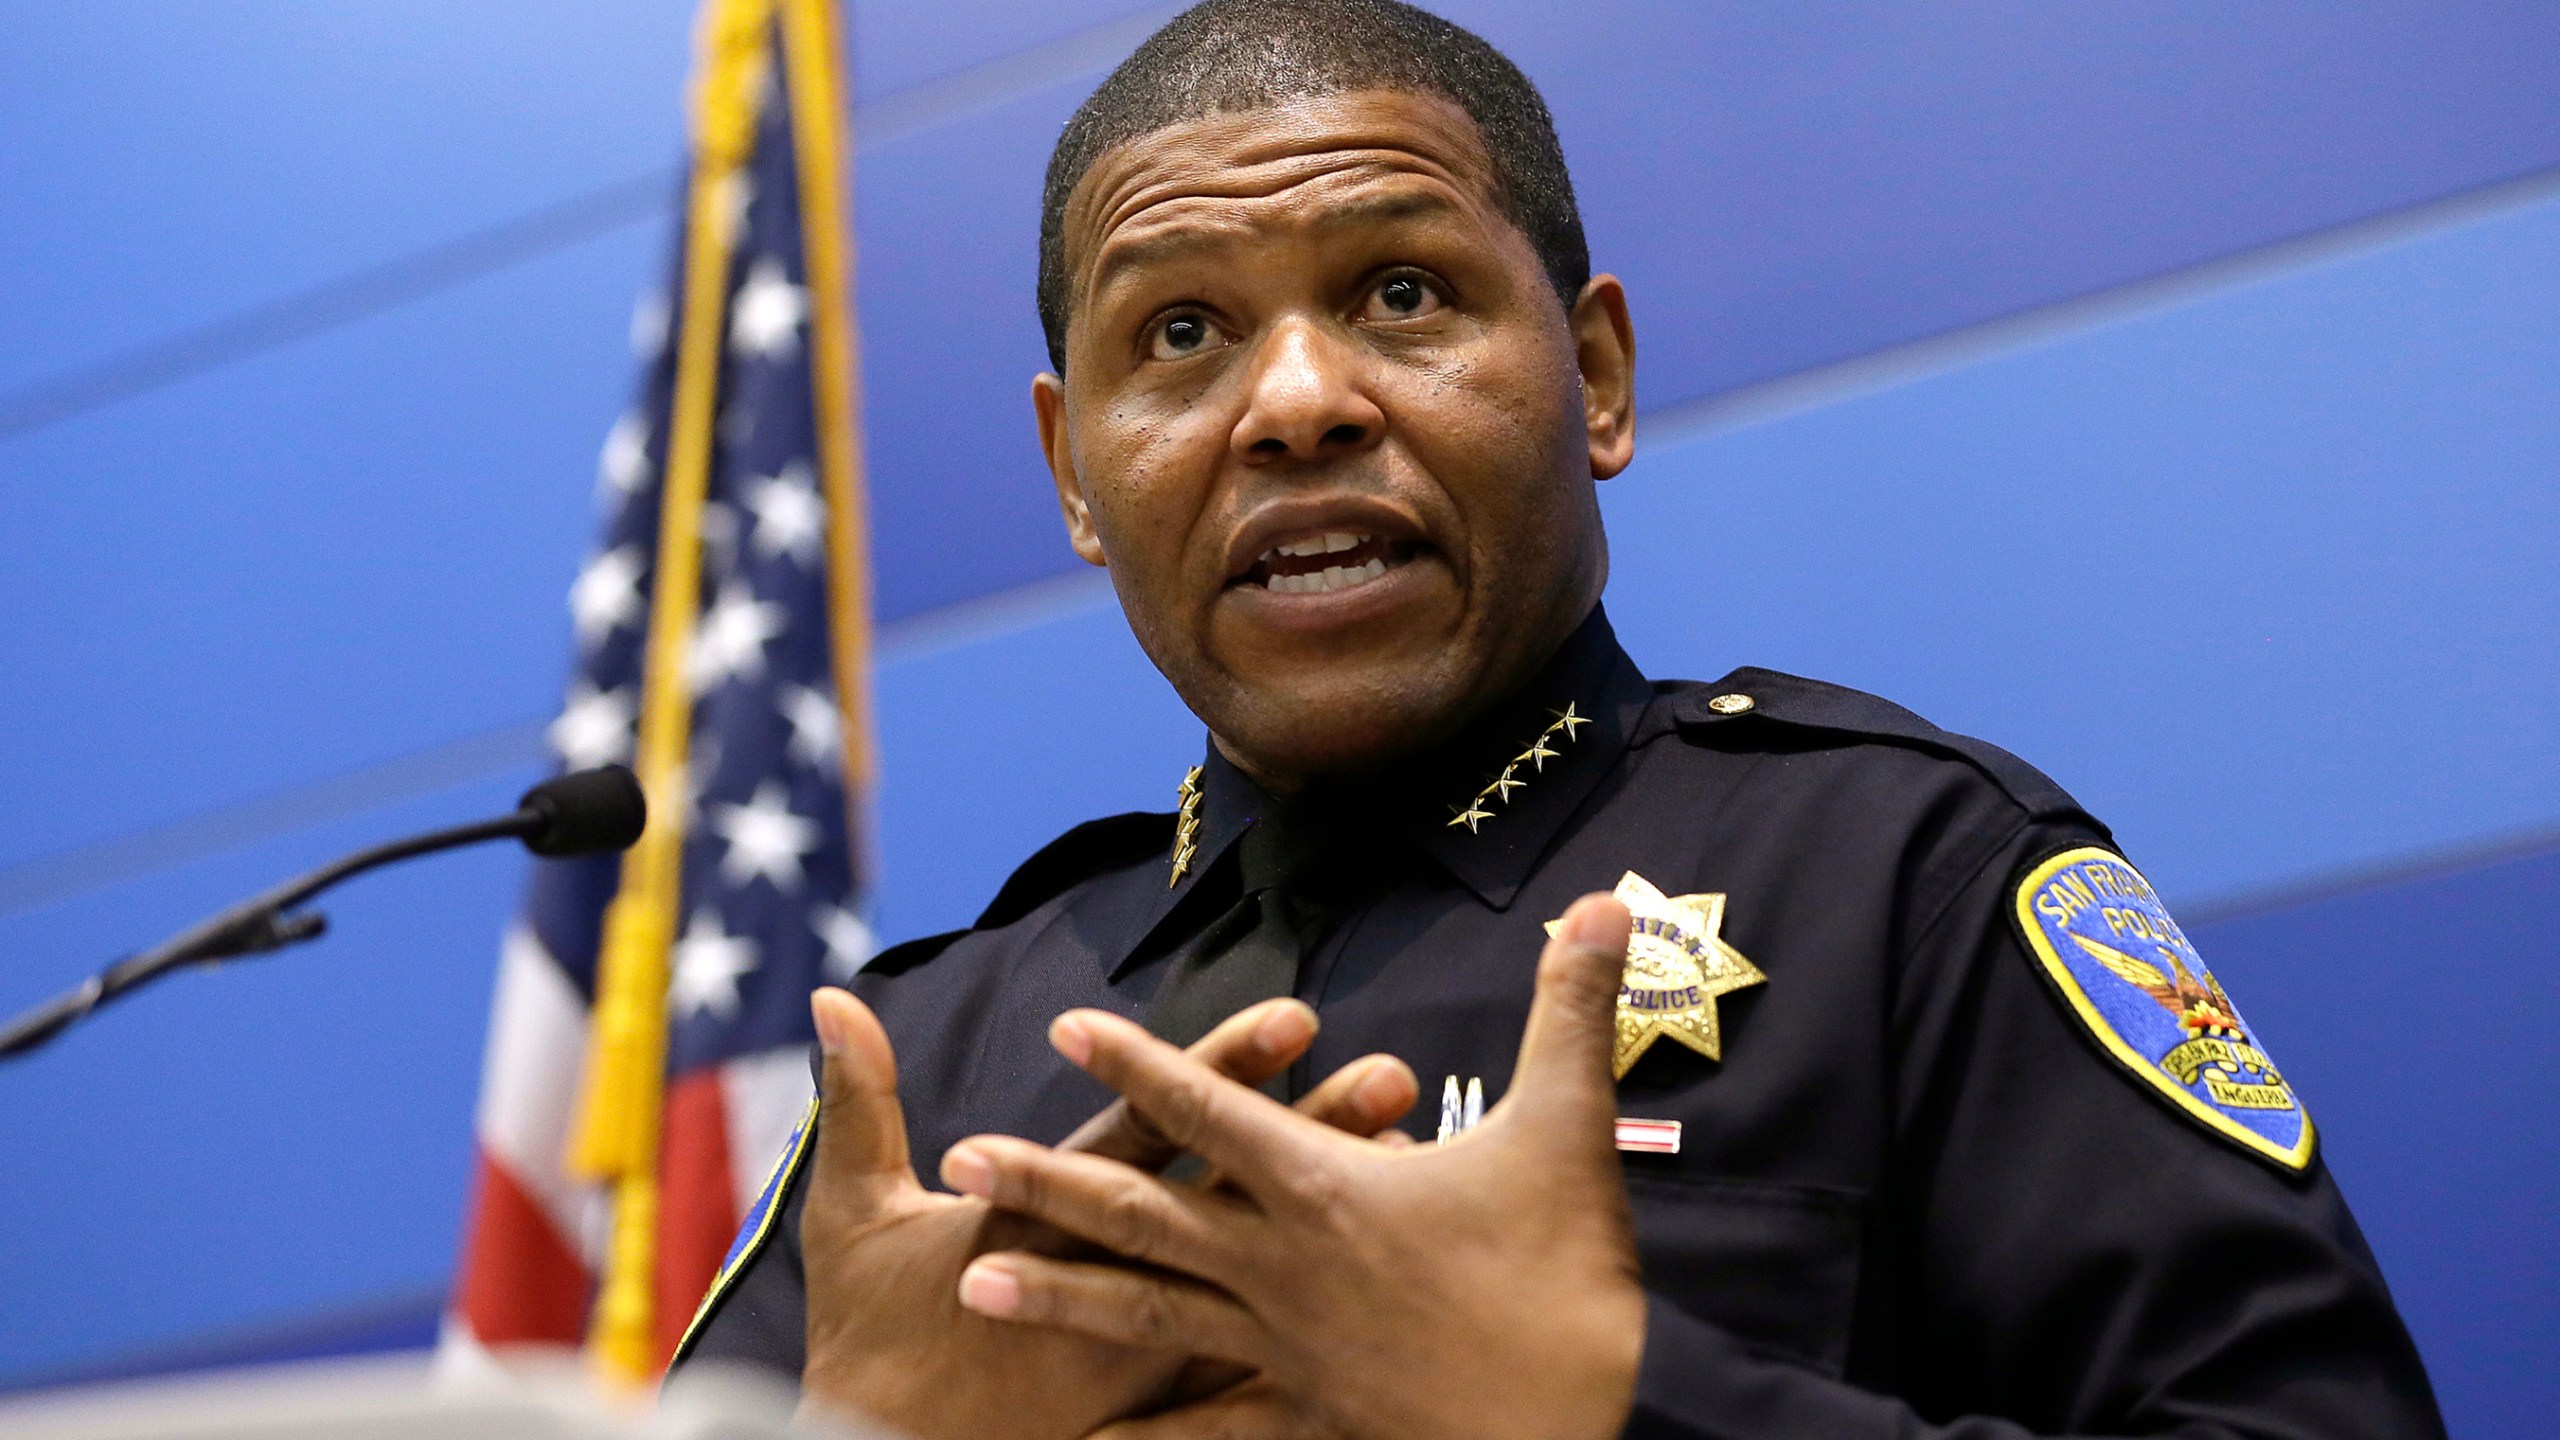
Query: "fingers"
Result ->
[[1061, 999, 1320, 1169], [1086, 1378, 1322, 1440], [1187, 1052, 1418, 1190], [1051, 1009, 1315, 1194], [1500, 894, 1632, 1137], [957, 1251, 1264, 1367], [1294, 1052, 1417, 1139], [809, 987, 917, 1198], [942, 1136, 1245, 1282]]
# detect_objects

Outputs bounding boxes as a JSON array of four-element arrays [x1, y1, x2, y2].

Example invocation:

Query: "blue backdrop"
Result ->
[[1, 5, 2553, 1434]]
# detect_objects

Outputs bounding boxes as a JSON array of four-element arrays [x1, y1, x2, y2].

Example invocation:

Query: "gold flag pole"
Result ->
[[778, 0, 877, 823], [567, 0, 774, 1387]]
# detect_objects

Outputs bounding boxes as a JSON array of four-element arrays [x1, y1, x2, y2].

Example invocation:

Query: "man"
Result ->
[[675, 2, 2445, 1436]]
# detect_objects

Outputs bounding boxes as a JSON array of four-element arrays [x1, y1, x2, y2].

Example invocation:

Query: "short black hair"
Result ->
[[1036, 0, 1589, 372]]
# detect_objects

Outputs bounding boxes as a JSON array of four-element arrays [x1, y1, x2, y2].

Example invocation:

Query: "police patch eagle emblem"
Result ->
[[2014, 846, 2314, 1171], [1551, 872, 1765, 1078]]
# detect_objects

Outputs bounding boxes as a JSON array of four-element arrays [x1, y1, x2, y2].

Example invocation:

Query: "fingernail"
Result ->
[[1050, 1014, 1093, 1066], [1255, 1002, 1315, 1056], [1353, 1060, 1403, 1112], [1566, 896, 1630, 947], [941, 1144, 995, 1198], [811, 990, 848, 1056], [958, 1258, 1021, 1317]]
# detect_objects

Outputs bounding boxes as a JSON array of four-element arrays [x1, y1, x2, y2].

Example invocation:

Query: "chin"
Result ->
[[1213, 660, 1474, 782]]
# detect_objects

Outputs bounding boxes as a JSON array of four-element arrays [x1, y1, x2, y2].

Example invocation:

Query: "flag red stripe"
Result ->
[[654, 1067, 740, 1367], [453, 1148, 591, 1346]]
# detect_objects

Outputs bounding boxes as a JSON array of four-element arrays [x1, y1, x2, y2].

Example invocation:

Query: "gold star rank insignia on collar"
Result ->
[[1448, 705, 1590, 832], [1168, 765, 1204, 887], [1550, 871, 1767, 1078]]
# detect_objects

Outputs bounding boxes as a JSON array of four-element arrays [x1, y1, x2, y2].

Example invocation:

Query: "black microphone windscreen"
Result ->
[[517, 765, 648, 857]]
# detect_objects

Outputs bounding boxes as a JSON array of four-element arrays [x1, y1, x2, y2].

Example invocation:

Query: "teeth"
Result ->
[[1265, 530, 1372, 560], [1264, 555, 1392, 594]]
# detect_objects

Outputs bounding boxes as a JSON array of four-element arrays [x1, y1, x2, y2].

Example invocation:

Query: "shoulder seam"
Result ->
[[975, 810, 1176, 930], [1671, 670, 2094, 826], [1904, 814, 2048, 960]]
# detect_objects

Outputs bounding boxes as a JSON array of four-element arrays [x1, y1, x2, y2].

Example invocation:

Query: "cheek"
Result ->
[[1396, 357, 1584, 526], [1076, 399, 1225, 565]]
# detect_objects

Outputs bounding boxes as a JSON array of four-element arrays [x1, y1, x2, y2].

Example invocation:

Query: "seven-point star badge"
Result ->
[[1550, 871, 1767, 1078]]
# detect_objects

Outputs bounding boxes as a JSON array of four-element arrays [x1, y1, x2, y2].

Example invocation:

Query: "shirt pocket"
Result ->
[[1624, 1173, 1865, 1377]]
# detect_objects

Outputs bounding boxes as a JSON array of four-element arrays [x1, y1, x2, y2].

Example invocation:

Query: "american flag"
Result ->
[[446, 0, 869, 1377]]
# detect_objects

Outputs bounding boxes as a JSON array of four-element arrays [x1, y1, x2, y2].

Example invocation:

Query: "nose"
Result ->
[[1231, 317, 1385, 466]]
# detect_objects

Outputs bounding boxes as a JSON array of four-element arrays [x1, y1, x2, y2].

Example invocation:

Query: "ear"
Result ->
[[1571, 275, 1636, 481], [1033, 372, 1109, 567]]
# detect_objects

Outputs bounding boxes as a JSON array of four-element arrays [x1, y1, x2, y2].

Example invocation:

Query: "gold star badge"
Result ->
[[1549, 872, 1767, 1078]]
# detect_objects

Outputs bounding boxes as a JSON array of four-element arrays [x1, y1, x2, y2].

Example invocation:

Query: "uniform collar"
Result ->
[[1108, 606, 1649, 979], [1396, 605, 1651, 908]]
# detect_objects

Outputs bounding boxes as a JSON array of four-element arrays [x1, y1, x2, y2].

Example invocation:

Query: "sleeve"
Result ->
[[1623, 816, 2444, 1440]]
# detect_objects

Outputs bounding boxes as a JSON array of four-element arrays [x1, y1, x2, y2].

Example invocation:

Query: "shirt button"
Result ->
[[1706, 693, 1756, 715]]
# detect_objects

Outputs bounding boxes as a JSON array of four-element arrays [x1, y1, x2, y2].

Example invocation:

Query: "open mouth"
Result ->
[[1237, 530, 1423, 595]]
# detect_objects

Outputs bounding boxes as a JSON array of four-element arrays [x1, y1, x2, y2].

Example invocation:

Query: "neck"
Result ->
[[1207, 603, 1607, 797]]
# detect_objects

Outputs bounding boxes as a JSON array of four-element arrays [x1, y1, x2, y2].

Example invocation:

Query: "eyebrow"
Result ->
[[1087, 186, 1468, 300]]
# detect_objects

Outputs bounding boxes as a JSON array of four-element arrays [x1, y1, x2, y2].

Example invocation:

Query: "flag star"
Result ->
[[549, 681, 635, 769], [671, 910, 759, 1020], [598, 412, 650, 502], [814, 903, 875, 982], [712, 781, 822, 891], [629, 292, 670, 359], [568, 545, 645, 645], [747, 462, 826, 567], [729, 258, 806, 359], [780, 683, 842, 771], [688, 578, 785, 693]]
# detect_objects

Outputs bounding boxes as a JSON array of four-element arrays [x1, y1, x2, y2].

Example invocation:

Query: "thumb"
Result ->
[[1498, 893, 1630, 1140], [809, 986, 919, 1203]]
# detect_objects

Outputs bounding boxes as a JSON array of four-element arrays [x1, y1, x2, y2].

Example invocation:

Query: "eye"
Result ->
[[1148, 310, 1230, 361], [1361, 272, 1446, 322]]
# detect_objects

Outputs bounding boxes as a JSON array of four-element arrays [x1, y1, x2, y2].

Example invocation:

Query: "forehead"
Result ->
[[1061, 89, 1507, 291]]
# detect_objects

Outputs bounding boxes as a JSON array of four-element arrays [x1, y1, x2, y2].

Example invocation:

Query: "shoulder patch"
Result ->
[[1669, 667, 2093, 824], [2012, 846, 2314, 1171], [669, 1095, 819, 1366], [975, 811, 1176, 930]]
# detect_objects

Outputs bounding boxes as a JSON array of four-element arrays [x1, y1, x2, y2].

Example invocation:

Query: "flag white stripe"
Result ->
[[475, 926, 608, 1266], [720, 1046, 819, 1210]]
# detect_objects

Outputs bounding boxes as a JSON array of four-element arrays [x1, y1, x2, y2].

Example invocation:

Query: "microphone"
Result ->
[[0, 764, 647, 1061], [517, 764, 650, 857]]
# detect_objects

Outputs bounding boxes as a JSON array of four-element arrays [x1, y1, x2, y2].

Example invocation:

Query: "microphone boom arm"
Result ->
[[0, 765, 643, 1062]]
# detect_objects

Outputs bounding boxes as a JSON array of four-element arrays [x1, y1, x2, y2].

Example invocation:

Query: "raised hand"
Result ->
[[796, 988, 1418, 1440], [941, 894, 1648, 1440]]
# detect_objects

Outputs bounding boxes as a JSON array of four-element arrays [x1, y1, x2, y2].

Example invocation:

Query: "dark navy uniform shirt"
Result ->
[[677, 607, 2443, 1439]]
